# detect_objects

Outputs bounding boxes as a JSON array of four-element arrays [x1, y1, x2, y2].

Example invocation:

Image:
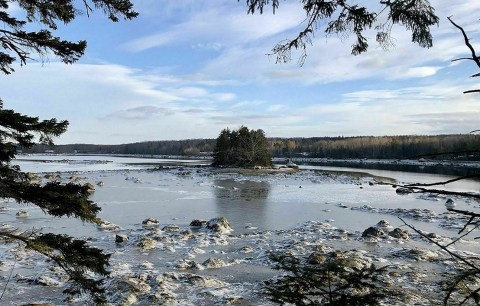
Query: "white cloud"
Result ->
[[1, 63, 241, 144], [122, 1, 305, 52], [4, 1, 480, 144]]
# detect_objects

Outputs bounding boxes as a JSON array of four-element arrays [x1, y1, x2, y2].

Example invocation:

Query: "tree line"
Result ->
[[25, 134, 480, 160]]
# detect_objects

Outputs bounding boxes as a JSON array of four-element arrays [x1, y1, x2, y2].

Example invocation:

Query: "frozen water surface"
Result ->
[[0, 155, 479, 305]]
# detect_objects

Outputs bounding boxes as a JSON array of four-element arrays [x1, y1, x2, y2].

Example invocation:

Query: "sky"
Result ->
[[2, 1, 480, 144]]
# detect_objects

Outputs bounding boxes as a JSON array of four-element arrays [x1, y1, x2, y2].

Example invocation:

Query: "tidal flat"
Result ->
[[0, 155, 479, 305]]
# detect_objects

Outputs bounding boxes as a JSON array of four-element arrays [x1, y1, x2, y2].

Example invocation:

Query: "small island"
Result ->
[[212, 126, 273, 169]]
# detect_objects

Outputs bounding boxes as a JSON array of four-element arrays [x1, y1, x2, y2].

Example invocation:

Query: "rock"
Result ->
[[203, 257, 226, 268], [361, 226, 384, 238], [426, 232, 440, 239], [394, 248, 439, 261], [141, 261, 154, 270], [308, 252, 326, 264], [396, 188, 412, 195], [43, 174, 57, 180], [328, 251, 370, 270], [206, 217, 232, 234], [115, 234, 129, 243], [162, 224, 180, 232], [176, 260, 202, 270], [137, 238, 156, 250], [388, 228, 409, 240], [179, 229, 193, 240], [445, 198, 456, 209], [142, 218, 160, 226], [16, 210, 28, 218], [185, 274, 227, 287], [98, 220, 121, 232], [376, 220, 392, 228], [148, 291, 177, 304], [125, 277, 151, 294], [83, 182, 95, 192], [36, 276, 60, 287], [190, 219, 206, 227], [25, 172, 39, 183], [122, 294, 137, 306], [69, 175, 82, 182], [239, 246, 254, 253], [313, 245, 333, 254], [286, 159, 299, 169]]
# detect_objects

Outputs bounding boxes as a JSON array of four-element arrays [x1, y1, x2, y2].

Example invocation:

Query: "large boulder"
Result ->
[[83, 182, 96, 193], [307, 252, 327, 265], [16, 210, 28, 218], [388, 228, 409, 240], [203, 258, 226, 268], [445, 198, 456, 209], [142, 218, 160, 226], [206, 217, 232, 234], [162, 224, 180, 232], [36, 275, 60, 287], [189, 219, 206, 227], [396, 188, 412, 195], [375, 220, 392, 229], [115, 234, 129, 243], [137, 238, 156, 250], [98, 220, 121, 232], [361, 226, 384, 238]]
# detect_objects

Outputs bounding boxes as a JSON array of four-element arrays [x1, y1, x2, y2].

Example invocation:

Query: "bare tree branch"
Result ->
[[448, 16, 480, 69], [404, 174, 480, 188]]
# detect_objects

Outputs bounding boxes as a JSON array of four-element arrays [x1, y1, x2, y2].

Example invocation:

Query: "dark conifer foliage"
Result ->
[[240, 0, 439, 65], [213, 126, 272, 167], [0, 0, 137, 303], [0, 0, 137, 74], [267, 252, 393, 305]]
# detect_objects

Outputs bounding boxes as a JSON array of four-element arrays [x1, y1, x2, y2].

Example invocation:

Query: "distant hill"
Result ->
[[22, 134, 480, 160]]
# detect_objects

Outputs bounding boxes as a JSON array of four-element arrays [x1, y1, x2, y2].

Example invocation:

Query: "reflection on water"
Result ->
[[213, 179, 270, 227]]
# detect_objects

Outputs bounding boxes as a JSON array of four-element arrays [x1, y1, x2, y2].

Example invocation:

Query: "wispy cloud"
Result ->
[[104, 106, 174, 120]]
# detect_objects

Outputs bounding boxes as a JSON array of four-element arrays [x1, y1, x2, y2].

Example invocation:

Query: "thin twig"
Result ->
[[399, 217, 480, 273], [0, 258, 16, 301], [404, 173, 480, 188]]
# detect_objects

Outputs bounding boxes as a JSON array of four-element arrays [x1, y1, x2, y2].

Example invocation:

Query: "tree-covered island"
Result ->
[[212, 126, 272, 168]]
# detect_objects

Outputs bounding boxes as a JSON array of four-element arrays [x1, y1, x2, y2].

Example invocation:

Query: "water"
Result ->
[[1, 155, 479, 305], [6, 154, 480, 237]]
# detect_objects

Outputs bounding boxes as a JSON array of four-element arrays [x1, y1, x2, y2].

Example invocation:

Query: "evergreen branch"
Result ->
[[0, 230, 110, 304], [0, 177, 101, 222]]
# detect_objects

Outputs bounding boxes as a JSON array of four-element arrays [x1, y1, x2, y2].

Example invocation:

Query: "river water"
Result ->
[[1, 155, 479, 305]]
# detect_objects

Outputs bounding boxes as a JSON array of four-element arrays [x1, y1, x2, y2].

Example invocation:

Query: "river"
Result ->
[[0, 154, 478, 305]]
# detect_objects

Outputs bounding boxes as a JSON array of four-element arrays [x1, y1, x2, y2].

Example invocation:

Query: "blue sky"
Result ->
[[2, 1, 480, 144]]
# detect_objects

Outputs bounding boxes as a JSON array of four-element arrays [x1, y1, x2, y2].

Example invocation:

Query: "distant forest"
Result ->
[[23, 134, 480, 160]]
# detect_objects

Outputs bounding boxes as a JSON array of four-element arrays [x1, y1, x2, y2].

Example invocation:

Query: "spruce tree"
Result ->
[[0, 1, 137, 303], [213, 126, 272, 168]]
